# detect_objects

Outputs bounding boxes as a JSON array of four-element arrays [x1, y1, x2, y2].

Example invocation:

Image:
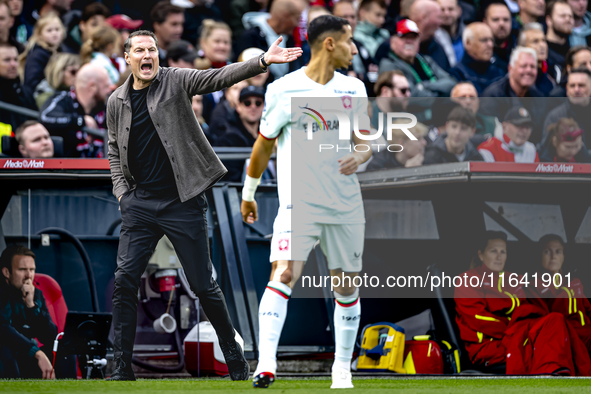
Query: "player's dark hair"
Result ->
[[0, 245, 35, 274], [447, 106, 476, 129], [307, 15, 350, 47]]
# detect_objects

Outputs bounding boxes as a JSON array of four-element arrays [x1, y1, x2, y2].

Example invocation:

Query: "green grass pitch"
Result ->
[[2, 378, 591, 393]]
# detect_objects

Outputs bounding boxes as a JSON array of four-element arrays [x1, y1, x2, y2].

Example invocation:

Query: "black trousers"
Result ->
[[112, 188, 236, 361]]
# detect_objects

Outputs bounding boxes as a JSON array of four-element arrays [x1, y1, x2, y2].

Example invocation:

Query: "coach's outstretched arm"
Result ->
[[241, 135, 275, 223]]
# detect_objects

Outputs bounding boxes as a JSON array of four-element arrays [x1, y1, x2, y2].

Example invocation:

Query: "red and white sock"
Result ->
[[333, 289, 361, 372], [254, 281, 291, 375]]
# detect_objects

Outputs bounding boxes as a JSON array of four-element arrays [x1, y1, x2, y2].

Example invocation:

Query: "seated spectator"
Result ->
[[207, 80, 250, 144], [15, 121, 54, 158], [478, 106, 540, 162], [371, 70, 412, 129], [61, 2, 111, 55], [450, 22, 505, 94], [543, 68, 591, 143], [450, 82, 502, 144], [519, 23, 561, 95], [8, 0, 33, 46], [424, 106, 484, 164], [192, 94, 208, 136], [151, 1, 184, 67], [0, 245, 56, 379], [531, 234, 591, 352], [538, 117, 590, 162], [409, 0, 451, 72], [237, 0, 305, 81], [195, 20, 232, 70], [18, 13, 65, 105], [483, 2, 516, 71], [568, 0, 591, 47], [333, 0, 379, 95], [35, 0, 73, 20], [550, 45, 591, 96], [379, 19, 456, 97], [454, 231, 591, 375], [366, 119, 428, 170], [106, 15, 143, 50], [79, 25, 122, 86], [434, 0, 465, 68], [0, 43, 36, 139], [238, 47, 270, 87], [517, 0, 545, 27], [546, 0, 574, 69], [40, 64, 113, 158], [178, 0, 223, 45], [353, 0, 388, 58], [34, 53, 80, 109], [0, 0, 23, 53], [215, 86, 265, 181], [166, 39, 199, 69]]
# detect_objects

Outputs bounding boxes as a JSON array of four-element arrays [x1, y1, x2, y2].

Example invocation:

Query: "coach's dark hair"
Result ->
[[0, 245, 35, 274], [124, 30, 159, 54], [447, 105, 476, 129], [307, 15, 350, 47]]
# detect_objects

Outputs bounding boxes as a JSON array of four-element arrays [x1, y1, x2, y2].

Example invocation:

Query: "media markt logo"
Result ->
[[535, 163, 574, 173], [3, 159, 45, 169]]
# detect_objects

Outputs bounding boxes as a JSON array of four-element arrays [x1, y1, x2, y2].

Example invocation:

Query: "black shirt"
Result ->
[[129, 85, 177, 196]]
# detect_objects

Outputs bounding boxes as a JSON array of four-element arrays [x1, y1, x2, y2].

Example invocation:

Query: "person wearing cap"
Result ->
[[477, 106, 540, 162], [166, 39, 199, 68], [379, 19, 456, 98], [538, 117, 590, 162], [214, 86, 266, 181], [352, 0, 389, 58], [449, 22, 505, 94], [106, 14, 144, 51]]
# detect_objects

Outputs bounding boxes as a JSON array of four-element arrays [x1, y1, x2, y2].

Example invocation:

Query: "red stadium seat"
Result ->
[[34, 273, 68, 333]]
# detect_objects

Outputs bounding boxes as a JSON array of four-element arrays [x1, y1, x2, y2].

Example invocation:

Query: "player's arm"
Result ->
[[338, 128, 372, 175], [241, 135, 275, 223]]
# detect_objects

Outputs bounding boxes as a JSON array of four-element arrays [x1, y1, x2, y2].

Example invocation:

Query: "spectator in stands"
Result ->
[[379, 19, 456, 97], [333, 0, 379, 96], [478, 106, 540, 162], [546, 0, 575, 68], [207, 80, 249, 144], [550, 45, 591, 96], [61, 2, 111, 55], [532, 234, 591, 352], [34, 53, 79, 109], [543, 68, 591, 144], [454, 231, 591, 376], [40, 64, 113, 158], [166, 39, 198, 69], [8, 0, 32, 45], [215, 86, 265, 181], [568, 0, 591, 46], [0, 0, 23, 53], [517, 0, 545, 26], [435, 0, 465, 68], [451, 82, 501, 143], [35, 0, 73, 19], [424, 106, 484, 164], [238, 47, 270, 87], [538, 117, 590, 162], [449, 22, 504, 94], [409, 0, 450, 72], [178, 0, 223, 45], [15, 120, 54, 158], [366, 119, 428, 170], [353, 0, 388, 58], [106, 15, 144, 69], [0, 43, 36, 137], [237, 0, 305, 81], [483, 2, 515, 72], [80, 25, 121, 85], [192, 94, 208, 136], [18, 13, 65, 103], [0, 245, 56, 379], [373, 70, 411, 112], [195, 20, 232, 70], [151, 1, 184, 67], [519, 23, 560, 95]]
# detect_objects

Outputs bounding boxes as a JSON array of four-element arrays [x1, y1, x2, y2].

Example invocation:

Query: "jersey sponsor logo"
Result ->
[[301, 106, 328, 131], [278, 238, 290, 251], [535, 163, 574, 173], [341, 96, 352, 109], [333, 89, 357, 94], [3, 159, 45, 169]]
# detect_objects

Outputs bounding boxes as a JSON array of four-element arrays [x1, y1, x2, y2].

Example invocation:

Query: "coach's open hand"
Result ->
[[261, 37, 303, 67]]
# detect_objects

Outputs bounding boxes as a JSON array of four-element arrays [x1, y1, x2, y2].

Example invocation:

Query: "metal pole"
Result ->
[[27, 189, 31, 249]]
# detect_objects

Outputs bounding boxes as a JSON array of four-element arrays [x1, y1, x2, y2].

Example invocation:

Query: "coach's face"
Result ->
[[334, 25, 357, 69], [126, 35, 159, 86]]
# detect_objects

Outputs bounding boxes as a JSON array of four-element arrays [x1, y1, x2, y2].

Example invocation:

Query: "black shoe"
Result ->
[[106, 358, 136, 381], [219, 340, 250, 380]]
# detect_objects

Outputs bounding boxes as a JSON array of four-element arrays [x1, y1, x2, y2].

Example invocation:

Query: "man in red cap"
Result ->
[[107, 14, 144, 56], [379, 19, 456, 97]]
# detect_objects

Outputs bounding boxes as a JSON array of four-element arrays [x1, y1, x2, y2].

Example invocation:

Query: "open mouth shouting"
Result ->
[[140, 61, 154, 76]]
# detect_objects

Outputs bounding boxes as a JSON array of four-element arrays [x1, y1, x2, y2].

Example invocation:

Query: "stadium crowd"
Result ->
[[0, 0, 591, 176]]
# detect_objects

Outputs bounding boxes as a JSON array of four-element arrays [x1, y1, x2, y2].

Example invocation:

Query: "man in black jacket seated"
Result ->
[[0, 245, 56, 379]]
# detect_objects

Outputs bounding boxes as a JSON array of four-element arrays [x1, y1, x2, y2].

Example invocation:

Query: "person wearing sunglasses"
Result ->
[[215, 86, 266, 181]]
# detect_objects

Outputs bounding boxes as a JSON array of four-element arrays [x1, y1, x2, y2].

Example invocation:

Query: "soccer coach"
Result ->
[[106, 30, 302, 381]]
